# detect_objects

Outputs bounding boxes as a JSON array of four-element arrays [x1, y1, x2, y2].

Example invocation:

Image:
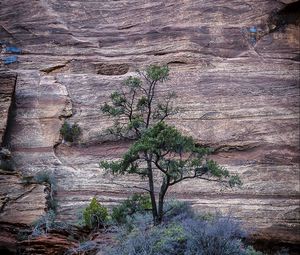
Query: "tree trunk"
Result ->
[[157, 194, 164, 224], [157, 178, 169, 224], [146, 153, 158, 223]]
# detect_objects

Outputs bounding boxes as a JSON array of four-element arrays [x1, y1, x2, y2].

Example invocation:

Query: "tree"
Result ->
[[100, 65, 241, 224]]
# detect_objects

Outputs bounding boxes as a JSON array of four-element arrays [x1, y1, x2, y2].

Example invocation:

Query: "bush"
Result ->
[[111, 194, 151, 224], [106, 202, 262, 255], [82, 197, 108, 229], [163, 200, 194, 223], [31, 210, 56, 237], [60, 121, 81, 143], [182, 217, 246, 255], [120, 212, 153, 233]]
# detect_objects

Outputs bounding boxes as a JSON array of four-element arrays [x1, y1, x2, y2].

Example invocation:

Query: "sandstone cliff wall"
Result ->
[[0, 0, 299, 250]]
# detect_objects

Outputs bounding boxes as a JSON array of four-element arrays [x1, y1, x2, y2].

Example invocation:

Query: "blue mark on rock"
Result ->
[[5, 46, 21, 54], [249, 26, 257, 33], [4, 56, 18, 64]]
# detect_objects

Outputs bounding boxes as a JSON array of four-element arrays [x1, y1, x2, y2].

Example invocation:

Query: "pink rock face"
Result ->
[[0, 0, 299, 249]]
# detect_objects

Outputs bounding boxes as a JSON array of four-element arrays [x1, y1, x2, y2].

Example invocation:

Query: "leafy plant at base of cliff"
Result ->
[[111, 194, 152, 225], [105, 207, 255, 255], [82, 197, 109, 230], [60, 121, 81, 143], [100, 65, 242, 224]]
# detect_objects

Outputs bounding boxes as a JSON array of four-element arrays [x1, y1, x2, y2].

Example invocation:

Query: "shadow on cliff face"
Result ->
[[268, 1, 300, 32], [40, 61, 131, 76], [0, 247, 15, 255]]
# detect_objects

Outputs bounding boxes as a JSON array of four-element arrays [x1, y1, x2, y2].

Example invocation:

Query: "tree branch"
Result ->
[[169, 171, 230, 186], [153, 154, 168, 175], [112, 182, 151, 193]]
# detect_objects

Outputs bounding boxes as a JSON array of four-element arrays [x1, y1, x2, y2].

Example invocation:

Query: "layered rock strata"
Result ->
[[0, 0, 299, 252]]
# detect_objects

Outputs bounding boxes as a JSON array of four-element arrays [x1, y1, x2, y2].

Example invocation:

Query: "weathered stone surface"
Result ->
[[0, 72, 16, 145], [0, 0, 299, 251], [0, 170, 46, 252], [19, 234, 76, 255]]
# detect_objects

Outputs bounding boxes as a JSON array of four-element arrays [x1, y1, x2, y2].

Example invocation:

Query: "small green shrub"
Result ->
[[60, 121, 81, 143], [111, 194, 151, 224], [153, 224, 187, 254], [83, 197, 108, 229]]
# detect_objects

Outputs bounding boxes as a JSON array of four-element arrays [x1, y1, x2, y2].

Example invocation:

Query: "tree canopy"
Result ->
[[100, 65, 241, 224]]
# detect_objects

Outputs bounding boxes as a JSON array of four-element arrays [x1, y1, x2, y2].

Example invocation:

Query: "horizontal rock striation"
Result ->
[[0, 0, 299, 251]]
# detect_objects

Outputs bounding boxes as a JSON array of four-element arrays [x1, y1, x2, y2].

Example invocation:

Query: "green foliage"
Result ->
[[146, 65, 169, 82], [111, 194, 152, 224], [101, 65, 176, 140], [153, 224, 187, 254], [101, 122, 240, 186], [82, 197, 108, 229], [100, 65, 242, 224], [105, 206, 260, 255], [60, 121, 81, 143]]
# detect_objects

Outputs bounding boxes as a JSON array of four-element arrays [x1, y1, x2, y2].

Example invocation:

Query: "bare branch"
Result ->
[[112, 182, 151, 193]]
